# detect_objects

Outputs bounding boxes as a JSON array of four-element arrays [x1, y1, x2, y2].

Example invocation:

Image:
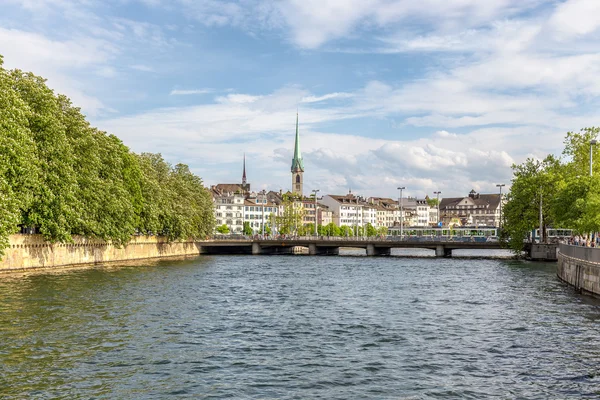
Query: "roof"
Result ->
[[213, 183, 243, 194], [439, 192, 501, 210]]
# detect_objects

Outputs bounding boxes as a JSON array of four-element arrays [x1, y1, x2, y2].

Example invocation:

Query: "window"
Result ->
[[296, 175, 301, 183]]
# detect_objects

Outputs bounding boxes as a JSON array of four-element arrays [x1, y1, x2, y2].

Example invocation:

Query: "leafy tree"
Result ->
[[318, 222, 340, 236], [276, 199, 304, 235], [377, 226, 388, 237], [243, 221, 253, 235], [426, 198, 439, 207], [366, 223, 377, 237], [216, 224, 230, 234], [339, 225, 352, 237], [502, 156, 562, 252], [0, 55, 216, 256]]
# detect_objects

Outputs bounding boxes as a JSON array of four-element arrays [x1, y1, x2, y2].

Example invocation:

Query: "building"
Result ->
[[317, 205, 333, 226], [368, 197, 401, 228], [439, 190, 502, 227], [320, 193, 364, 228], [291, 113, 304, 196], [402, 197, 432, 227], [244, 191, 279, 234], [211, 184, 245, 233]]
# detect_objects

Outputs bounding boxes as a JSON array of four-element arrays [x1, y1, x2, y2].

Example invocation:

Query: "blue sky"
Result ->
[[2, 0, 600, 199]]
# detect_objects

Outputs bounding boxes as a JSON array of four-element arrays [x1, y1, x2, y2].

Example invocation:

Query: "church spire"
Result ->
[[242, 153, 247, 185], [291, 112, 304, 196], [291, 111, 304, 172]]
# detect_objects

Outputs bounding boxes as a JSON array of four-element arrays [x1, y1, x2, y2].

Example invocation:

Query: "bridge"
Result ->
[[197, 237, 509, 257]]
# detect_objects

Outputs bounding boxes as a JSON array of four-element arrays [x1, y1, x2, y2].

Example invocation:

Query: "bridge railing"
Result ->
[[559, 243, 600, 263], [209, 235, 500, 243]]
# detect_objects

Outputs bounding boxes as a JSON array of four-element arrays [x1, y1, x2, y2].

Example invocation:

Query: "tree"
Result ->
[[318, 222, 340, 236], [243, 221, 253, 235], [339, 225, 352, 237], [216, 224, 230, 234], [366, 223, 377, 237], [276, 199, 304, 235], [0, 55, 216, 256], [426, 198, 439, 207], [502, 155, 562, 252]]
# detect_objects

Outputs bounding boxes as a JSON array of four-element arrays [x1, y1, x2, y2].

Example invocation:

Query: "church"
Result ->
[[290, 112, 304, 196]]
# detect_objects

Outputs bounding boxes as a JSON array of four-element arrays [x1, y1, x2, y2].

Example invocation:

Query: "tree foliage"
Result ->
[[0, 55, 214, 256], [503, 127, 600, 253]]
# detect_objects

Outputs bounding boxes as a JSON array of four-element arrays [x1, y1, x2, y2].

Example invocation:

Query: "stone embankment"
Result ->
[[557, 244, 600, 297], [0, 234, 201, 273]]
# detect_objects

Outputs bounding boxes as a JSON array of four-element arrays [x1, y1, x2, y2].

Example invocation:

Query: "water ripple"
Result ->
[[1, 256, 600, 399]]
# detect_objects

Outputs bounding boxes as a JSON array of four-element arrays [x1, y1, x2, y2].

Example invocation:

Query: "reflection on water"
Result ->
[[1, 255, 599, 399]]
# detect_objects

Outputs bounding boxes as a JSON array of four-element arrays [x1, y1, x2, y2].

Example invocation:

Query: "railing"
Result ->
[[210, 235, 501, 243], [559, 244, 600, 264]]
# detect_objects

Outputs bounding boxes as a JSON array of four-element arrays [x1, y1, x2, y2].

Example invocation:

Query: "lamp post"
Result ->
[[398, 186, 405, 240], [260, 190, 266, 237], [496, 184, 505, 229], [591, 139, 597, 176], [433, 191, 441, 227], [312, 189, 320, 236]]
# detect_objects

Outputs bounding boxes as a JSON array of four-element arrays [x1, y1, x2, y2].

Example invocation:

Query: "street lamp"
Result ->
[[433, 191, 441, 227], [260, 190, 266, 237], [312, 189, 320, 236], [496, 184, 505, 228], [397, 186, 405, 240], [591, 139, 597, 177]]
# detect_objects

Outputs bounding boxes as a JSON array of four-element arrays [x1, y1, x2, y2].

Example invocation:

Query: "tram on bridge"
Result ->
[[387, 226, 499, 242]]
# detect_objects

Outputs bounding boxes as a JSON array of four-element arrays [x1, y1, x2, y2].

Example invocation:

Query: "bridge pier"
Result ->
[[435, 245, 452, 257], [309, 244, 340, 255], [252, 242, 262, 255], [367, 244, 391, 256]]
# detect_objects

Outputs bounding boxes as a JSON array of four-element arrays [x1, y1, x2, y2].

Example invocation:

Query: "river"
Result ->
[[1, 253, 599, 399]]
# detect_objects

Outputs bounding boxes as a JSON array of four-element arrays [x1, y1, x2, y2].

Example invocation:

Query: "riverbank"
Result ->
[[0, 234, 201, 273], [557, 244, 600, 297]]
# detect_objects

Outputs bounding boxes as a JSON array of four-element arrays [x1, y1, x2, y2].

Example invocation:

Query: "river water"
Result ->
[[1, 253, 600, 399]]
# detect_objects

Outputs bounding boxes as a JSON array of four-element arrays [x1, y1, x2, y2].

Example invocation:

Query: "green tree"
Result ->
[[339, 225, 352, 237], [426, 198, 439, 207], [503, 156, 562, 252], [216, 224, 230, 234], [0, 56, 38, 254], [276, 199, 304, 235], [0, 55, 216, 256], [366, 223, 377, 237], [243, 221, 253, 235]]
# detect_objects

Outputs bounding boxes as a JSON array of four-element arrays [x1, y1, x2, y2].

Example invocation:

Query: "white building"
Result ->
[[244, 192, 279, 234], [211, 184, 245, 233], [320, 193, 364, 228]]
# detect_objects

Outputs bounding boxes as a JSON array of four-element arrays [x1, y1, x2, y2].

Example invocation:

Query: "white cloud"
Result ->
[[548, 0, 600, 38], [170, 88, 213, 95], [216, 94, 263, 104], [301, 92, 354, 103]]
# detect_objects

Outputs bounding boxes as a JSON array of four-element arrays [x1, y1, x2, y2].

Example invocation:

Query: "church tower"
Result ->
[[241, 153, 250, 194], [291, 112, 304, 196]]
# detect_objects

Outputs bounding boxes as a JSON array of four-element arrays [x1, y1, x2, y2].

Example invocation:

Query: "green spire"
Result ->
[[291, 112, 304, 172]]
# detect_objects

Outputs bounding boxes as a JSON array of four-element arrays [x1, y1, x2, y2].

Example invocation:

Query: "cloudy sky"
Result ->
[[2, 0, 600, 199]]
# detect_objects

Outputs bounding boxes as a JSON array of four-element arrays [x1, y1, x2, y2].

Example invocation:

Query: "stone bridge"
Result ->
[[197, 237, 512, 257]]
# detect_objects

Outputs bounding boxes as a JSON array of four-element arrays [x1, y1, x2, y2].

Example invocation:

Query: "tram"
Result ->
[[387, 226, 499, 242], [532, 228, 573, 242]]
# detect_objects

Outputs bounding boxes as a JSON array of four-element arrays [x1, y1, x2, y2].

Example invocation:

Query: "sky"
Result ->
[[2, 0, 600, 199]]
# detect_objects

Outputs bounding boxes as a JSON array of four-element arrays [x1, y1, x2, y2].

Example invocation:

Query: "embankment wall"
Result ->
[[557, 244, 600, 297], [0, 234, 201, 273]]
